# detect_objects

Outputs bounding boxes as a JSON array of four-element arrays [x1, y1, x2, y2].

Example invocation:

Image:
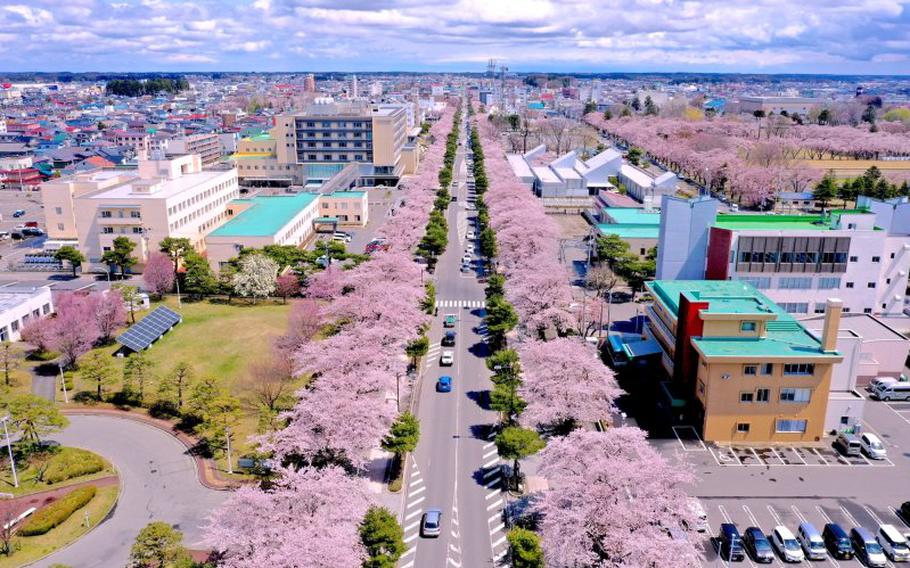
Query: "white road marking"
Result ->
[[491, 535, 507, 548], [400, 547, 416, 558], [405, 509, 422, 521], [491, 523, 505, 534], [483, 441, 496, 450], [488, 513, 501, 523], [409, 485, 425, 497], [446, 558, 461, 567], [487, 498, 504, 511], [485, 478, 500, 490], [404, 533, 419, 544], [409, 477, 424, 488], [483, 468, 500, 479], [485, 490, 500, 500], [483, 448, 498, 459], [407, 496, 425, 508], [404, 520, 421, 532], [399, 560, 414, 568], [483, 457, 499, 468]]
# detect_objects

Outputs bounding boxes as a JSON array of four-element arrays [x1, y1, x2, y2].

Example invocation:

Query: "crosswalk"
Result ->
[[426, 342, 441, 370], [436, 300, 486, 309]]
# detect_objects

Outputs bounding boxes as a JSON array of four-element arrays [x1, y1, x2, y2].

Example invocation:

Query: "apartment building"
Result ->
[[167, 132, 223, 167], [234, 99, 415, 187], [644, 279, 843, 443], [657, 196, 910, 316], [110, 130, 151, 159], [41, 154, 239, 272]]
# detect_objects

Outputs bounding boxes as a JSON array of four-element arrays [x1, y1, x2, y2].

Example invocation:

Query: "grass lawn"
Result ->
[[0, 447, 115, 498], [0, 484, 119, 568]]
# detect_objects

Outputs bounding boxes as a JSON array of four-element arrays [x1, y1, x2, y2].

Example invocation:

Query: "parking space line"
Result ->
[[767, 505, 782, 525], [407, 496, 425, 509], [671, 425, 708, 452], [749, 447, 764, 465], [864, 505, 884, 526], [790, 447, 808, 465], [769, 447, 786, 465], [840, 506, 860, 527], [405, 509, 422, 521], [486, 498, 503, 511], [790, 505, 807, 523], [811, 447, 829, 465], [482, 468, 499, 480]]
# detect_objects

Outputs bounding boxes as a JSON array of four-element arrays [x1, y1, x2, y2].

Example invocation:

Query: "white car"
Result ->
[[465, 203, 476, 211], [861, 432, 887, 460], [461, 254, 472, 264], [466, 231, 476, 240], [440, 350, 454, 366], [771, 526, 805, 563]]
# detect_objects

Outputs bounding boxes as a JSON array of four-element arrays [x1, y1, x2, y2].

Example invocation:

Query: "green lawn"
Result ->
[[0, 484, 119, 568], [0, 447, 114, 498]]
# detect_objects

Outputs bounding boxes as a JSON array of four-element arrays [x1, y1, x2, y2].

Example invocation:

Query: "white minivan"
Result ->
[[873, 381, 910, 401], [861, 433, 887, 460], [878, 524, 910, 561]]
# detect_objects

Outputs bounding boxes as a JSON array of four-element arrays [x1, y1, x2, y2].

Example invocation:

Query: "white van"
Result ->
[[873, 382, 910, 401], [332, 232, 352, 243], [798, 522, 827, 560], [868, 376, 898, 393], [878, 524, 910, 561]]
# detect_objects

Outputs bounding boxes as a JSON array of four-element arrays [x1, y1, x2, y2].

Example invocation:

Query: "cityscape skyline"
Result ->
[[2, 0, 910, 74]]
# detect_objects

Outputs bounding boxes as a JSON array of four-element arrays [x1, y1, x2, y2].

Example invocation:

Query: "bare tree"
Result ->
[[0, 342, 20, 387], [585, 265, 620, 337], [540, 117, 574, 155], [0, 498, 15, 557]]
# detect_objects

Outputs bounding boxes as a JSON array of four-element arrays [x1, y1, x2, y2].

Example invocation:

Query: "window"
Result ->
[[698, 380, 705, 395], [102, 227, 114, 234], [781, 388, 811, 403], [867, 282, 876, 288], [887, 278, 891, 284], [736, 423, 751, 433], [42, 303, 50, 315], [756, 388, 770, 402], [776, 419, 808, 433], [849, 256, 858, 262], [817, 277, 840, 289], [743, 365, 758, 376], [130, 211, 141, 218], [846, 282, 854, 288], [761, 363, 773, 375], [872, 256, 881, 263], [779, 277, 812, 289], [741, 321, 757, 332], [10, 321, 18, 333], [132, 227, 143, 234], [814, 304, 826, 314], [864, 308, 872, 314], [779, 302, 809, 314], [891, 252, 896, 259], [54, 206, 62, 214], [101, 211, 112, 218], [740, 392, 754, 403], [739, 277, 771, 289], [848, 223, 857, 229], [0, 327, 7, 341], [784, 363, 815, 376], [883, 303, 888, 309], [57, 223, 64, 231]]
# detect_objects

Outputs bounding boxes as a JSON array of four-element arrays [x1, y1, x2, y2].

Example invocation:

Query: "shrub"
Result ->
[[44, 448, 105, 484], [19, 486, 97, 536]]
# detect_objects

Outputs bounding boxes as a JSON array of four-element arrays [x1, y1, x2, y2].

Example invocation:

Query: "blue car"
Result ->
[[436, 376, 452, 392]]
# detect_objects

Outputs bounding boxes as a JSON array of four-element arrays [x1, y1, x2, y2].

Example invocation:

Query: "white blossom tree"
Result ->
[[233, 254, 279, 303]]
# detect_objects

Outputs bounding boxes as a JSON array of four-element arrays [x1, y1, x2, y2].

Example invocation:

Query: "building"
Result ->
[[507, 147, 623, 199], [167, 133, 223, 167], [233, 99, 413, 186], [41, 154, 239, 272], [739, 96, 825, 116], [0, 286, 53, 342], [645, 279, 843, 443], [0, 167, 42, 190], [616, 164, 677, 205], [304, 74, 316, 93], [110, 130, 151, 159], [597, 207, 659, 257], [656, 195, 910, 316]]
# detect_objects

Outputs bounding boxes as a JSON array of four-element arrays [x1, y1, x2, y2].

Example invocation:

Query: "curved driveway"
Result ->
[[34, 415, 227, 568]]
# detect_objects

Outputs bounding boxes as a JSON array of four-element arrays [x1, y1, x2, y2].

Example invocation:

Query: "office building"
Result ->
[[656, 196, 910, 316], [167, 133, 223, 167], [645, 279, 843, 443]]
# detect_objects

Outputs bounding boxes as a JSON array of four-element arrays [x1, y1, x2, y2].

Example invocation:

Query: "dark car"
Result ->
[[12, 209, 24, 218], [718, 523, 745, 562], [436, 376, 452, 393], [901, 501, 910, 523], [743, 527, 774, 563], [442, 331, 456, 347], [21, 227, 43, 237], [823, 523, 854, 560]]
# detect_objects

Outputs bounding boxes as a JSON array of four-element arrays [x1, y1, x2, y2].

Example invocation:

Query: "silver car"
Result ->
[[421, 509, 442, 538]]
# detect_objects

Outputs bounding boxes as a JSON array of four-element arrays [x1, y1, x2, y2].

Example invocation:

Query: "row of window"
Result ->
[[735, 419, 808, 434], [740, 363, 815, 376], [299, 121, 367, 128], [102, 226, 144, 235], [166, 178, 237, 217], [100, 209, 141, 219], [168, 189, 239, 232], [740, 387, 812, 403], [738, 251, 848, 265], [303, 154, 368, 162], [0, 303, 52, 341], [301, 141, 367, 149]]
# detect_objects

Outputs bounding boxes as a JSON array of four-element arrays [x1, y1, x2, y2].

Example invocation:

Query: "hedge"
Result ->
[[19, 486, 97, 536], [44, 448, 106, 484]]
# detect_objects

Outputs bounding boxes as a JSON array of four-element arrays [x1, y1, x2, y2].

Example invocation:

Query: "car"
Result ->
[[436, 376, 452, 392], [443, 314, 457, 327], [834, 432, 862, 457], [421, 509, 442, 538], [852, 527, 887, 567], [687, 498, 709, 533], [331, 231, 352, 243], [466, 231, 476, 240], [440, 350, 454, 366], [12, 209, 24, 218], [21, 227, 43, 237], [860, 432, 887, 460], [797, 522, 827, 560], [901, 501, 910, 523], [878, 524, 910, 561], [461, 254, 472, 264], [867, 376, 900, 392], [0, 231, 9, 240], [442, 331, 456, 346], [824, 523, 854, 560], [743, 527, 775, 563], [460, 264, 472, 273], [465, 203, 476, 211], [873, 381, 910, 401], [771, 526, 805, 562], [717, 523, 745, 562]]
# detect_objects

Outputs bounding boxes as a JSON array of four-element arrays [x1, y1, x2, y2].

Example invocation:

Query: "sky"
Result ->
[[2, 0, 910, 74]]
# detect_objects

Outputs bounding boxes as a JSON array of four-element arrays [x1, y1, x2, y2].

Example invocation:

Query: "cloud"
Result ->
[[0, 0, 907, 73]]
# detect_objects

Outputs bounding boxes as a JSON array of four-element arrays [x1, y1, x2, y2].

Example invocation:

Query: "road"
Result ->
[[400, 105, 509, 567], [35, 415, 226, 568]]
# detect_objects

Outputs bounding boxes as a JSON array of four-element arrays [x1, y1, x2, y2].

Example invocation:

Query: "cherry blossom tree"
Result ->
[[50, 292, 101, 368], [20, 316, 55, 354], [142, 251, 174, 299], [275, 273, 301, 303], [233, 254, 279, 302], [205, 465, 370, 568], [534, 428, 699, 568], [87, 289, 127, 344], [518, 339, 621, 432]]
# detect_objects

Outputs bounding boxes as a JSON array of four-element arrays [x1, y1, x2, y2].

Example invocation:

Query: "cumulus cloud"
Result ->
[[0, 0, 908, 72]]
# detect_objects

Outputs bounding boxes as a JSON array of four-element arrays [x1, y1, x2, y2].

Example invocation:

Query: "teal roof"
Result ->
[[322, 191, 366, 198], [597, 207, 660, 239], [714, 210, 873, 232], [646, 279, 839, 359], [597, 224, 659, 239], [209, 193, 319, 237]]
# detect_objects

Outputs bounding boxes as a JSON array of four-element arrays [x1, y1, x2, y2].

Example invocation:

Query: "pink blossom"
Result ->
[[142, 252, 174, 298]]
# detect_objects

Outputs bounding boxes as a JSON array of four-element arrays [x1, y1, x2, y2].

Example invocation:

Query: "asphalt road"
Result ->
[[35, 415, 226, 568], [401, 109, 508, 568]]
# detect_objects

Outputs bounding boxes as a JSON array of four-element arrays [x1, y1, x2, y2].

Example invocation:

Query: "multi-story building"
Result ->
[[738, 96, 825, 116], [41, 154, 239, 272], [110, 130, 151, 159], [657, 195, 910, 316], [0, 286, 53, 342], [167, 133, 223, 167], [233, 99, 415, 186], [644, 279, 843, 443]]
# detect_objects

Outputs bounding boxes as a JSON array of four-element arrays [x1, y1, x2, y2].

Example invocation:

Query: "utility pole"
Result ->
[[59, 363, 68, 404], [0, 415, 18, 488], [225, 426, 233, 475]]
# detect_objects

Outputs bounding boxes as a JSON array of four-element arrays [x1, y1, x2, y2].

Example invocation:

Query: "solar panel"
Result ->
[[116, 306, 182, 352]]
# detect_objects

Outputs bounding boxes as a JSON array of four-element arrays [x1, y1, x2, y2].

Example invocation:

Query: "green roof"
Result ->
[[249, 133, 273, 141], [597, 224, 659, 239], [646, 279, 839, 359], [209, 193, 319, 237], [322, 191, 366, 198], [714, 209, 874, 231]]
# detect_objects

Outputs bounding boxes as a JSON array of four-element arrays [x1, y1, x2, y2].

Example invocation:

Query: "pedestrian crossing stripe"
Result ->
[[435, 300, 486, 308]]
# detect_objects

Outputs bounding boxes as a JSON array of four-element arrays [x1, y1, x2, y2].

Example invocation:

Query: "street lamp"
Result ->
[[0, 415, 18, 488], [59, 363, 68, 404]]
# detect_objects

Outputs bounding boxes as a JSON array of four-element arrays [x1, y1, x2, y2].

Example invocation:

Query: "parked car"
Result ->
[[12, 209, 24, 218], [436, 376, 452, 393], [440, 350, 454, 366], [823, 523, 854, 560], [852, 527, 887, 567], [331, 231, 351, 243], [687, 498, 709, 533], [0, 231, 10, 240], [834, 432, 862, 457], [442, 331, 456, 346], [771, 526, 805, 562], [743, 527, 775, 563], [443, 314, 457, 327], [421, 509, 442, 538], [860, 432, 887, 460], [460, 264, 472, 273], [466, 231, 476, 240], [797, 522, 827, 560], [21, 227, 43, 237], [900, 501, 910, 523], [878, 524, 910, 561], [717, 523, 745, 562], [873, 381, 910, 401], [461, 254, 472, 264], [867, 376, 899, 392]]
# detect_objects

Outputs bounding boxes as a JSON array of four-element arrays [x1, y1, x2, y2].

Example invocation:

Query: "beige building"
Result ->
[[167, 133, 223, 167], [41, 154, 239, 272]]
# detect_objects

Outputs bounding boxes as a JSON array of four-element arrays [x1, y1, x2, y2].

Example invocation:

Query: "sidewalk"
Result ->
[[61, 408, 241, 491]]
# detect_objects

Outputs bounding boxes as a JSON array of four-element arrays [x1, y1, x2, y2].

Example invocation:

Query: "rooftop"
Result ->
[[597, 207, 661, 239], [646, 279, 840, 359], [713, 210, 873, 231], [209, 192, 319, 237], [0, 286, 50, 312]]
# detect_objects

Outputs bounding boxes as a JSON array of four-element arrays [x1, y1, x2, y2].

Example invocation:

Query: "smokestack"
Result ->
[[821, 298, 843, 353]]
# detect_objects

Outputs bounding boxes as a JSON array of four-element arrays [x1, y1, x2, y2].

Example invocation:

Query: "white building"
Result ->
[[0, 286, 53, 342], [506, 147, 624, 199]]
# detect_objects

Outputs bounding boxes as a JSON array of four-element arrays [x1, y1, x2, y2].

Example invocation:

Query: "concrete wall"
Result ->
[[656, 196, 717, 280]]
